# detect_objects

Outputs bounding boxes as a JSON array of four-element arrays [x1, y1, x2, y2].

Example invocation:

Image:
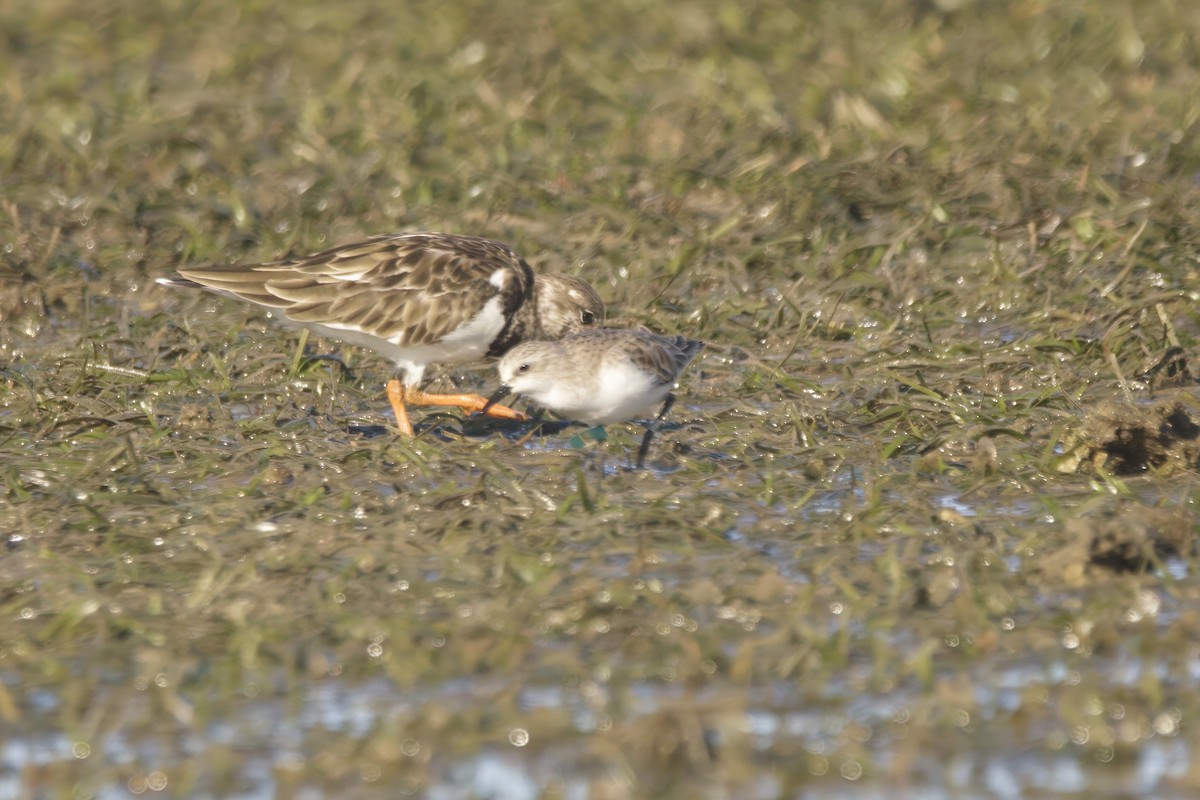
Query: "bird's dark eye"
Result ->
[[580, 310, 596, 325], [517, 363, 531, 373]]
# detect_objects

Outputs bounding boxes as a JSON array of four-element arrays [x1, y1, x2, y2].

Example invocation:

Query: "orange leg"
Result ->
[[406, 386, 527, 420], [386, 378, 415, 437], [385, 380, 527, 436]]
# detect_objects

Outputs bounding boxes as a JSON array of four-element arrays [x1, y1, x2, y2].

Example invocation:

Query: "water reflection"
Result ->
[[3, 667, 1194, 799]]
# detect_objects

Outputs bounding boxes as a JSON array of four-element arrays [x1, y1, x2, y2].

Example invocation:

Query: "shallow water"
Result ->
[[5, 634, 1198, 798]]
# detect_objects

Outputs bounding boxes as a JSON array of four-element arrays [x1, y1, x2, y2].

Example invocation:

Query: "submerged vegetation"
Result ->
[[3, 0, 1200, 796]]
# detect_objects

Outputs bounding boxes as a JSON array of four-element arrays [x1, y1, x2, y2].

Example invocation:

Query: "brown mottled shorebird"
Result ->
[[158, 232, 604, 435]]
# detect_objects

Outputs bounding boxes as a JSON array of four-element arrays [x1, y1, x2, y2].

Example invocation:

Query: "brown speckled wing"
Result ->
[[560, 329, 702, 385], [627, 332, 705, 385], [176, 233, 535, 346]]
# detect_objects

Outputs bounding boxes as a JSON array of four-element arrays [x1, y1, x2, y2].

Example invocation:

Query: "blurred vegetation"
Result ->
[[4, 0, 1200, 797]]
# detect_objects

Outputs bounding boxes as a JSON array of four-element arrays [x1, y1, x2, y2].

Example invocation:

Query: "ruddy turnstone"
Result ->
[[157, 232, 605, 435], [486, 328, 704, 467]]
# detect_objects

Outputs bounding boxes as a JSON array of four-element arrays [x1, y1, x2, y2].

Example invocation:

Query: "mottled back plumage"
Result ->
[[582, 328, 703, 387], [167, 233, 601, 352], [158, 231, 605, 435]]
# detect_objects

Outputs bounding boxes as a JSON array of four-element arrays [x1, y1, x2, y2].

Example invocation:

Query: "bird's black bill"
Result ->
[[479, 385, 512, 417]]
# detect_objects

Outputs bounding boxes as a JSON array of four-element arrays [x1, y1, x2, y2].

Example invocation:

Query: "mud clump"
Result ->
[[1037, 503, 1195, 585], [1058, 396, 1200, 475]]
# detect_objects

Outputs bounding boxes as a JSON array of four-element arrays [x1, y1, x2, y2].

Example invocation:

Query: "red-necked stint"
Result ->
[[488, 328, 703, 467]]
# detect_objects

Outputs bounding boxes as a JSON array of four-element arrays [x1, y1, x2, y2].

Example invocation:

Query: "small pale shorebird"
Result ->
[[486, 328, 704, 468], [157, 232, 604, 435]]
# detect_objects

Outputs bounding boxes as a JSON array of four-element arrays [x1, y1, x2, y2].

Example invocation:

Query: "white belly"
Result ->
[[542, 361, 670, 425], [272, 296, 507, 383]]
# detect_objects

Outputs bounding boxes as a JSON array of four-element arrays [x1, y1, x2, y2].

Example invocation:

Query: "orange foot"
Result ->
[[386, 379, 527, 436]]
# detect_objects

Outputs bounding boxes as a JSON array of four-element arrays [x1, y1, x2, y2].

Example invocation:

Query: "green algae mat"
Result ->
[[4, 1, 1200, 797]]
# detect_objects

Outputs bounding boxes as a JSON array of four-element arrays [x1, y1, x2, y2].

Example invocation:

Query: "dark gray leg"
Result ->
[[636, 429, 655, 469], [655, 393, 677, 421], [636, 392, 676, 469]]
